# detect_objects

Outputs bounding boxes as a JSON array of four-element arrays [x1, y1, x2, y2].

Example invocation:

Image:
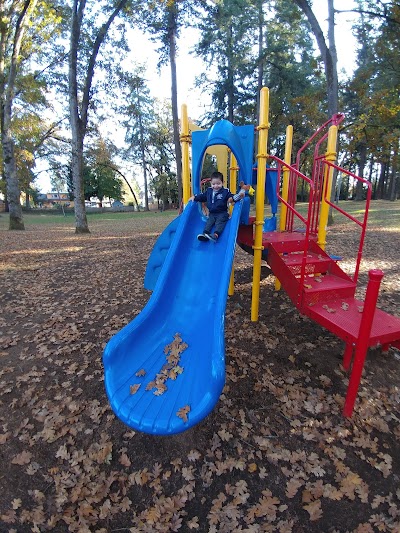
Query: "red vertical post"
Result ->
[[342, 343, 354, 370], [343, 269, 384, 417]]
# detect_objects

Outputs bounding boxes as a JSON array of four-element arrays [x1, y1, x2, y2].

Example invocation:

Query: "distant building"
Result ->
[[37, 192, 73, 209]]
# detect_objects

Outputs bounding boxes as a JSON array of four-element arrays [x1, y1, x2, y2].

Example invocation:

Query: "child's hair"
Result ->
[[210, 171, 224, 182]]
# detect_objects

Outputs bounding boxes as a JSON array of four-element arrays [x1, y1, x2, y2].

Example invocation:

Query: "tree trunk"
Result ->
[[111, 167, 140, 210], [168, 7, 182, 206], [3, 135, 24, 229], [226, 23, 234, 123], [326, 0, 338, 117], [137, 100, 149, 211], [355, 141, 367, 201], [68, 0, 128, 233], [69, 0, 89, 233], [70, 127, 88, 232], [377, 162, 386, 199], [293, 0, 340, 223], [389, 140, 398, 201], [293, 0, 338, 117], [0, 0, 39, 230]]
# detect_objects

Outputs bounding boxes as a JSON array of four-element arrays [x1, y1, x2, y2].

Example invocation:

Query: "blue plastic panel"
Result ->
[[191, 121, 255, 194], [144, 215, 180, 291]]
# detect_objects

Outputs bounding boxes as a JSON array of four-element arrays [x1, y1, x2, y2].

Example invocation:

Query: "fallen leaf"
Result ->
[[177, 405, 191, 422], [304, 499, 323, 521], [11, 450, 32, 465], [119, 453, 131, 467]]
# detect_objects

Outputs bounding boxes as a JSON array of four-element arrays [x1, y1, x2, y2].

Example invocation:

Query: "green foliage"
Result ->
[[202, 154, 218, 179], [0, 0, 66, 195], [341, 0, 400, 199], [83, 162, 124, 203], [195, 0, 259, 124], [149, 172, 178, 207], [83, 141, 124, 203], [265, 0, 326, 156], [137, 0, 198, 67]]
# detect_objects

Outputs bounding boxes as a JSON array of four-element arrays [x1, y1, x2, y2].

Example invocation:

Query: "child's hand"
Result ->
[[188, 196, 195, 202]]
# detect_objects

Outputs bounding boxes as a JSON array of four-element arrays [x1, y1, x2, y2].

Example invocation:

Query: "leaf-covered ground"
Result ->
[[0, 202, 399, 533]]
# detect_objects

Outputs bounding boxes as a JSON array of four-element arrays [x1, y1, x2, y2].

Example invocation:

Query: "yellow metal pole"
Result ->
[[318, 125, 338, 250], [279, 125, 293, 232], [180, 104, 191, 204], [251, 87, 270, 322], [275, 124, 293, 291], [228, 152, 238, 296]]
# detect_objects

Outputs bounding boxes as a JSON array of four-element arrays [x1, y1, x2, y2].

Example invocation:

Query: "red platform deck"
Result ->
[[305, 297, 400, 348]]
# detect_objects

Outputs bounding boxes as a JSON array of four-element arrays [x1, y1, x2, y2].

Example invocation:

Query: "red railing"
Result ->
[[291, 114, 346, 235], [321, 161, 372, 284], [270, 155, 372, 295], [269, 155, 317, 302], [295, 113, 345, 171]]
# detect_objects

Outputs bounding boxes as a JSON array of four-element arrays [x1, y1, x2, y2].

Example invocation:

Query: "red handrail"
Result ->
[[295, 114, 345, 170], [269, 155, 316, 304], [322, 161, 372, 284]]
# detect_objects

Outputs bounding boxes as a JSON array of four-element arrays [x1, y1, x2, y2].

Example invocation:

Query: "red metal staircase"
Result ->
[[237, 116, 400, 417], [265, 234, 400, 416]]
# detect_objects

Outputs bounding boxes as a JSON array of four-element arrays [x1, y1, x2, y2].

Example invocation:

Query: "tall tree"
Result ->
[[263, 0, 326, 156], [0, 0, 48, 229], [147, 98, 176, 180], [343, 0, 400, 201], [83, 141, 124, 206], [68, 0, 130, 234], [195, 0, 258, 125], [139, 0, 198, 206], [292, 0, 339, 118], [119, 66, 155, 211]]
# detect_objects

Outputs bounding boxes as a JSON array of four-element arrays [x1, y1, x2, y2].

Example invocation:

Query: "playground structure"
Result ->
[[103, 88, 400, 435]]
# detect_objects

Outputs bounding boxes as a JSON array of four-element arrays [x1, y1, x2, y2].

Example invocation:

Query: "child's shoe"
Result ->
[[197, 233, 209, 242], [207, 233, 218, 242]]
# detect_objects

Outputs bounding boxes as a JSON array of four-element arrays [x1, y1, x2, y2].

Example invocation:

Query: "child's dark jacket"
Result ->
[[193, 187, 234, 214]]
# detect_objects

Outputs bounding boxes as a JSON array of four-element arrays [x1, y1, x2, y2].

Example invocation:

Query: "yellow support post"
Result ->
[[228, 152, 238, 296], [275, 124, 293, 291], [251, 87, 270, 322], [279, 125, 293, 232], [180, 104, 191, 204], [318, 125, 338, 251]]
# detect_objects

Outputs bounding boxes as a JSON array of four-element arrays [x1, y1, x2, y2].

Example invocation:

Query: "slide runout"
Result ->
[[103, 201, 243, 435]]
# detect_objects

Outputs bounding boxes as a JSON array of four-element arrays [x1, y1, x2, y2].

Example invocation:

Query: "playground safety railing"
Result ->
[[321, 160, 372, 285], [293, 114, 346, 235], [270, 154, 317, 304], [295, 113, 345, 171], [269, 155, 315, 233]]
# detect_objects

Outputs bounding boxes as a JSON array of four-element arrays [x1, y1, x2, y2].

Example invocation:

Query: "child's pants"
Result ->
[[204, 212, 229, 236]]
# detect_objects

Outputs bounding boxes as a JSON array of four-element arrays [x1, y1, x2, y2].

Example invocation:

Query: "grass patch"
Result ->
[[0, 209, 177, 230]]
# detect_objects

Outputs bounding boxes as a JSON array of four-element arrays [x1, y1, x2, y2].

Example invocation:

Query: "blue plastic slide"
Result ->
[[103, 200, 243, 435], [144, 215, 180, 291]]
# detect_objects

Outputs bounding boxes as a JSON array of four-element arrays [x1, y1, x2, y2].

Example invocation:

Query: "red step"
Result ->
[[301, 273, 356, 306], [281, 250, 332, 275], [267, 244, 356, 307], [263, 231, 311, 254], [304, 297, 400, 349]]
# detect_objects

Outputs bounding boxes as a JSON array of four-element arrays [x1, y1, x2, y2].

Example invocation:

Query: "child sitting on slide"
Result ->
[[189, 171, 244, 242]]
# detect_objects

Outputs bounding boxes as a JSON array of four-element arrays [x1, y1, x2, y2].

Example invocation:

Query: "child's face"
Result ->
[[211, 178, 223, 191]]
